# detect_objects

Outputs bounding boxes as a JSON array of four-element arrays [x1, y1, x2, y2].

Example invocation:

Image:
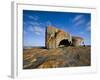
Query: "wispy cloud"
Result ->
[[34, 26, 44, 35], [29, 22, 41, 26], [73, 15, 84, 22], [29, 25, 44, 35], [24, 30, 27, 35], [34, 26, 43, 32], [86, 21, 91, 32], [74, 19, 85, 27], [24, 20, 45, 36], [86, 21, 90, 27], [28, 15, 38, 21], [79, 31, 84, 34], [72, 15, 85, 27]]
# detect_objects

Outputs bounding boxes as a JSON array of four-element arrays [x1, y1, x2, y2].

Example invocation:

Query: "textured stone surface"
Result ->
[[23, 46, 91, 69], [45, 26, 72, 48], [72, 36, 84, 46], [45, 26, 84, 49]]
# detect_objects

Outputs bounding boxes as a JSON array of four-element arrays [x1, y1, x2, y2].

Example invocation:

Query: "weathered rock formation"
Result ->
[[45, 26, 84, 49], [72, 36, 84, 46]]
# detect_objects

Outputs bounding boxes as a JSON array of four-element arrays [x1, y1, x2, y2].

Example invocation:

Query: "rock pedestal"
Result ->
[[72, 36, 84, 46]]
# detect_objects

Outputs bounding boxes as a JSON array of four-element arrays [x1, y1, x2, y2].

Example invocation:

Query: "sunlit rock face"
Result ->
[[45, 26, 84, 49], [45, 26, 72, 48], [72, 36, 84, 46]]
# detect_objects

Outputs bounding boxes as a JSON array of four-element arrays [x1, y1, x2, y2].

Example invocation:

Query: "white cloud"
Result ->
[[86, 21, 90, 27], [29, 26, 44, 35], [73, 15, 84, 22], [35, 31, 41, 35], [28, 16, 38, 21], [86, 21, 91, 32], [34, 26, 43, 32], [28, 25, 34, 32], [79, 31, 84, 34], [72, 15, 85, 27], [25, 20, 45, 36], [74, 19, 85, 27], [29, 22, 40, 26], [24, 30, 27, 35], [87, 27, 90, 32]]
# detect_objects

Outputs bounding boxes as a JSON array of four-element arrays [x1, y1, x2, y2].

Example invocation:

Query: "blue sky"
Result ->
[[23, 10, 91, 47]]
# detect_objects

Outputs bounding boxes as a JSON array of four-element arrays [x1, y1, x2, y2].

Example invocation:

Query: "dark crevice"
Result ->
[[59, 39, 70, 47]]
